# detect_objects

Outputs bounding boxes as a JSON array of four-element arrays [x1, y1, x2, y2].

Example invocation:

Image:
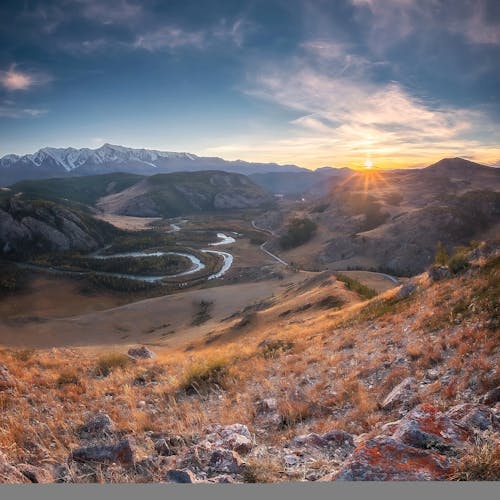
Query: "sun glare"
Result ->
[[364, 159, 373, 169]]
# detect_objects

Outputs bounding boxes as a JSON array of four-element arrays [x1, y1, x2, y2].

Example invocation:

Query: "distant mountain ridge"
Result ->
[[0, 143, 308, 185]]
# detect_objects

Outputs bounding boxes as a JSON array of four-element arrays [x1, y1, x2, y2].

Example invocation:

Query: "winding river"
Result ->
[[33, 227, 236, 284]]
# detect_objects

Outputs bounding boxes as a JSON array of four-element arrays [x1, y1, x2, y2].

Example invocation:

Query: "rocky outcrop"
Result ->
[[0, 197, 115, 256], [380, 377, 417, 411], [0, 364, 15, 390], [127, 346, 156, 360], [330, 437, 452, 481]]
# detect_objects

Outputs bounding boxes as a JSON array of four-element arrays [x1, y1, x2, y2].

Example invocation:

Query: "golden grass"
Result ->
[[0, 255, 497, 482]]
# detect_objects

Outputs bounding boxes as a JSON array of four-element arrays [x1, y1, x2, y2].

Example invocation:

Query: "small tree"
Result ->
[[434, 241, 449, 266]]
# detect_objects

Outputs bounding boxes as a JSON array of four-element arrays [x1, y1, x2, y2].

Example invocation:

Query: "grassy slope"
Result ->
[[0, 247, 497, 481], [10, 173, 144, 206]]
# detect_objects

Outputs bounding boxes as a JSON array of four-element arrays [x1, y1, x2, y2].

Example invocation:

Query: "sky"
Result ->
[[0, 0, 500, 169]]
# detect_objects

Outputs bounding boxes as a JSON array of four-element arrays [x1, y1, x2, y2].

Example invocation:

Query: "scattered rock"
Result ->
[[291, 430, 354, 450], [209, 449, 246, 474], [327, 437, 452, 481], [396, 281, 417, 299], [210, 474, 236, 483], [71, 439, 135, 465], [446, 404, 498, 432], [256, 398, 278, 414], [0, 364, 15, 390], [78, 412, 115, 438], [427, 266, 451, 282], [201, 424, 253, 455], [18, 464, 54, 483], [381, 377, 416, 411], [480, 386, 500, 406], [165, 468, 198, 483], [392, 404, 469, 453], [0, 451, 30, 484], [127, 346, 156, 359]]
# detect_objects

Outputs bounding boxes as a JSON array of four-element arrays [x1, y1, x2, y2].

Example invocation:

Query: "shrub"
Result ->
[[57, 371, 80, 386], [434, 241, 449, 266], [260, 339, 294, 359], [335, 274, 377, 300], [180, 357, 229, 395], [451, 443, 500, 480], [95, 353, 132, 377]]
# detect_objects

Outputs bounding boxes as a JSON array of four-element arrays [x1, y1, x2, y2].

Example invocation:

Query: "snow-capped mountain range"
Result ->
[[0, 143, 305, 185]]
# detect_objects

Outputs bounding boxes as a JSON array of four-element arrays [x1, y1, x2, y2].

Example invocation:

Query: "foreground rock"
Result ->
[[392, 404, 469, 453], [165, 469, 198, 483], [200, 424, 253, 455], [0, 452, 30, 484], [71, 439, 135, 465], [328, 437, 452, 481], [127, 346, 156, 359]]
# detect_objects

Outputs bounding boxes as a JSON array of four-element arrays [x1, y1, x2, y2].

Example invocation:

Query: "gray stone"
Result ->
[[381, 377, 416, 411], [71, 439, 135, 465], [127, 346, 156, 359], [165, 468, 197, 483]]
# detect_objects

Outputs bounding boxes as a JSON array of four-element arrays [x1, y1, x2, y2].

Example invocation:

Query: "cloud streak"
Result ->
[[235, 42, 500, 168]]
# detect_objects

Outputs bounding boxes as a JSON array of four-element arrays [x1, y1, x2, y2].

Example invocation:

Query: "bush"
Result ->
[[180, 357, 229, 395], [57, 371, 81, 386], [335, 274, 377, 300], [95, 353, 132, 377], [451, 443, 500, 480], [279, 218, 317, 249]]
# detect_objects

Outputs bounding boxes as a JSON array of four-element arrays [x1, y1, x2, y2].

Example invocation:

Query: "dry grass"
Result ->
[[451, 442, 500, 481], [0, 253, 497, 482]]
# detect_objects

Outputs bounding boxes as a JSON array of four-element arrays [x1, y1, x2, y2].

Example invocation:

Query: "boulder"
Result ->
[[165, 468, 198, 483], [446, 404, 498, 432], [328, 437, 452, 481], [256, 398, 278, 414], [127, 346, 156, 360], [71, 439, 135, 465], [78, 412, 115, 438], [152, 434, 188, 456], [480, 386, 500, 406], [201, 424, 253, 455], [380, 377, 416, 411], [0, 364, 15, 390], [392, 404, 469, 453], [209, 449, 246, 474], [291, 430, 354, 450]]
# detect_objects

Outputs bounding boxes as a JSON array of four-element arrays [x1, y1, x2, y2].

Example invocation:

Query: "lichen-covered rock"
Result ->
[[71, 439, 135, 465], [165, 468, 198, 483], [0, 452, 30, 484], [392, 404, 469, 453], [127, 346, 156, 359], [446, 404, 498, 432], [328, 437, 452, 481], [380, 377, 417, 411]]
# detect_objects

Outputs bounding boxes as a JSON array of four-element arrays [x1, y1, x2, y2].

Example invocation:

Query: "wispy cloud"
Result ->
[[349, 0, 500, 49], [232, 42, 500, 168], [0, 102, 47, 118], [133, 26, 206, 51]]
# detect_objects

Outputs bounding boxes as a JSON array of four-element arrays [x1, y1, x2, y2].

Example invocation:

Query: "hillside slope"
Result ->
[[0, 242, 497, 482], [97, 170, 275, 217], [0, 196, 118, 257]]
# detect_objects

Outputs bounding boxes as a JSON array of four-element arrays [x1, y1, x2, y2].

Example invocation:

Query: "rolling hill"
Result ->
[[97, 170, 275, 217]]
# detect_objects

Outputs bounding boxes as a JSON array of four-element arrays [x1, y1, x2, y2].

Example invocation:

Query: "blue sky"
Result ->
[[0, 0, 499, 168]]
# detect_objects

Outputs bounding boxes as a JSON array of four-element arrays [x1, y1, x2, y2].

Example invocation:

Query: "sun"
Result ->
[[364, 159, 373, 169]]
